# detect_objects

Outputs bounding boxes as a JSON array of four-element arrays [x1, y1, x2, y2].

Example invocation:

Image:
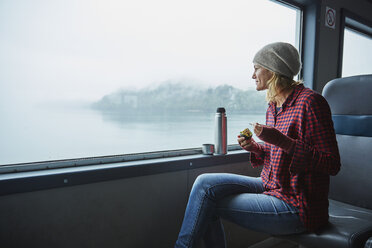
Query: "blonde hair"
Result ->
[[266, 73, 303, 103]]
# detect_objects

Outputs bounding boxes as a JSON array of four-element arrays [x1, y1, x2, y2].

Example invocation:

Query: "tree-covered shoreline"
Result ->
[[92, 81, 268, 114]]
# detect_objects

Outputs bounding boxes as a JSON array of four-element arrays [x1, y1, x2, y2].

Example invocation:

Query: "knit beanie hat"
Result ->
[[253, 42, 301, 78]]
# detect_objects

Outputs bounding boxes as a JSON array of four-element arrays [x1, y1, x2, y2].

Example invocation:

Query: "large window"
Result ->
[[342, 27, 372, 77], [0, 0, 301, 165], [341, 13, 372, 77]]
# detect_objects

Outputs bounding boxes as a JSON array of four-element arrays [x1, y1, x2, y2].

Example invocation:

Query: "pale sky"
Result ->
[[0, 0, 298, 105], [342, 28, 372, 77]]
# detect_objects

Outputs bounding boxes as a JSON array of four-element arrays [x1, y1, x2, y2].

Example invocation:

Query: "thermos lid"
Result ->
[[216, 107, 226, 113]]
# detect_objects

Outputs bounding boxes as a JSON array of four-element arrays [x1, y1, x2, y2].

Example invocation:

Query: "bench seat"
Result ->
[[278, 75, 372, 248]]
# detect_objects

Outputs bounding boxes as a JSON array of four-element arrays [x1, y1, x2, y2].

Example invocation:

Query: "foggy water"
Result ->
[[0, 104, 265, 165]]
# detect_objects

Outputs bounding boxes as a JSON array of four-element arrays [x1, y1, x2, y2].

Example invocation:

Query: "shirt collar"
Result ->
[[268, 84, 305, 111], [283, 84, 305, 107]]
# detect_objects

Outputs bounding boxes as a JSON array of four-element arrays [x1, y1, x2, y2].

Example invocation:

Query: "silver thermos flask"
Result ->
[[214, 107, 227, 155]]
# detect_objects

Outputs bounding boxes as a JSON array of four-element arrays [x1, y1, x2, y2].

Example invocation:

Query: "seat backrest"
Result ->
[[322, 74, 372, 210]]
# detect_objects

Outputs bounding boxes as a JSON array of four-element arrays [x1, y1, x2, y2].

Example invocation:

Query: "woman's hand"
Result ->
[[254, 123, 295, 154], [237, 135, 263, 155], [237, 136, 252, 150], [251, 123, 263, 136]]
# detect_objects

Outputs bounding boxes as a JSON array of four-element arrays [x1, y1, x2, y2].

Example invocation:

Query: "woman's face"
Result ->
[[252, 65, 273, 91]]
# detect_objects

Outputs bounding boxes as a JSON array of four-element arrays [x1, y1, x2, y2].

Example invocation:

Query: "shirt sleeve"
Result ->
[[289, 93, 341, 175], [250, 142, 268, 167]]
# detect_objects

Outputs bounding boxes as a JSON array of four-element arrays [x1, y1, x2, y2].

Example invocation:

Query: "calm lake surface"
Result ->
[[0, 104, 265, 165]]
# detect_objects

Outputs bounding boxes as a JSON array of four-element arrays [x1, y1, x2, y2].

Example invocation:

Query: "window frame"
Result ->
[[1, 0, 304, 172], [0, 149, 251, 196]]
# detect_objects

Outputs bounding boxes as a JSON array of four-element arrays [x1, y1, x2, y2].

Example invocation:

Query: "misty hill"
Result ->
[[91, 81, 268, 114]]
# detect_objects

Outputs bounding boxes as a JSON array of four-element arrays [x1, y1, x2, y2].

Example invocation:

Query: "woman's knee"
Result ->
[[192, 173, 220, 191]]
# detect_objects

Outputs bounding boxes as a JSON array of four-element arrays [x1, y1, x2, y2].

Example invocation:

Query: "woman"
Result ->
[[174, 42, 341, 248]]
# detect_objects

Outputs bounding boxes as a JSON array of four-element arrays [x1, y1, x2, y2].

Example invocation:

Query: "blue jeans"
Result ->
[[175, 173, 305, 248]]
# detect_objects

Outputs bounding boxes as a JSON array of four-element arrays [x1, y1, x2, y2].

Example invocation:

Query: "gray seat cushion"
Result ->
[[280, 200, 372, 248]]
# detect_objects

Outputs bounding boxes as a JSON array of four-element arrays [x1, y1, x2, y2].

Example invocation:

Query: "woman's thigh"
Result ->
[[217, 193, 305, 235], [192, 173, 265, 200]]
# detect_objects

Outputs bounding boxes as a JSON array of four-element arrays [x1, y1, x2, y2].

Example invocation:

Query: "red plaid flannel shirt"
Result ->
[[251, 84, 341, 232]]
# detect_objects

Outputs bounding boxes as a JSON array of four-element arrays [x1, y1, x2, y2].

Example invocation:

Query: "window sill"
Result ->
[[0, 148, 250, 196]]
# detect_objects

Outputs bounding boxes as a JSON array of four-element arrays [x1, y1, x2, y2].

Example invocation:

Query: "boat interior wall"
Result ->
[[0, 160, 267, 248], [315, 0, 372, 92]]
